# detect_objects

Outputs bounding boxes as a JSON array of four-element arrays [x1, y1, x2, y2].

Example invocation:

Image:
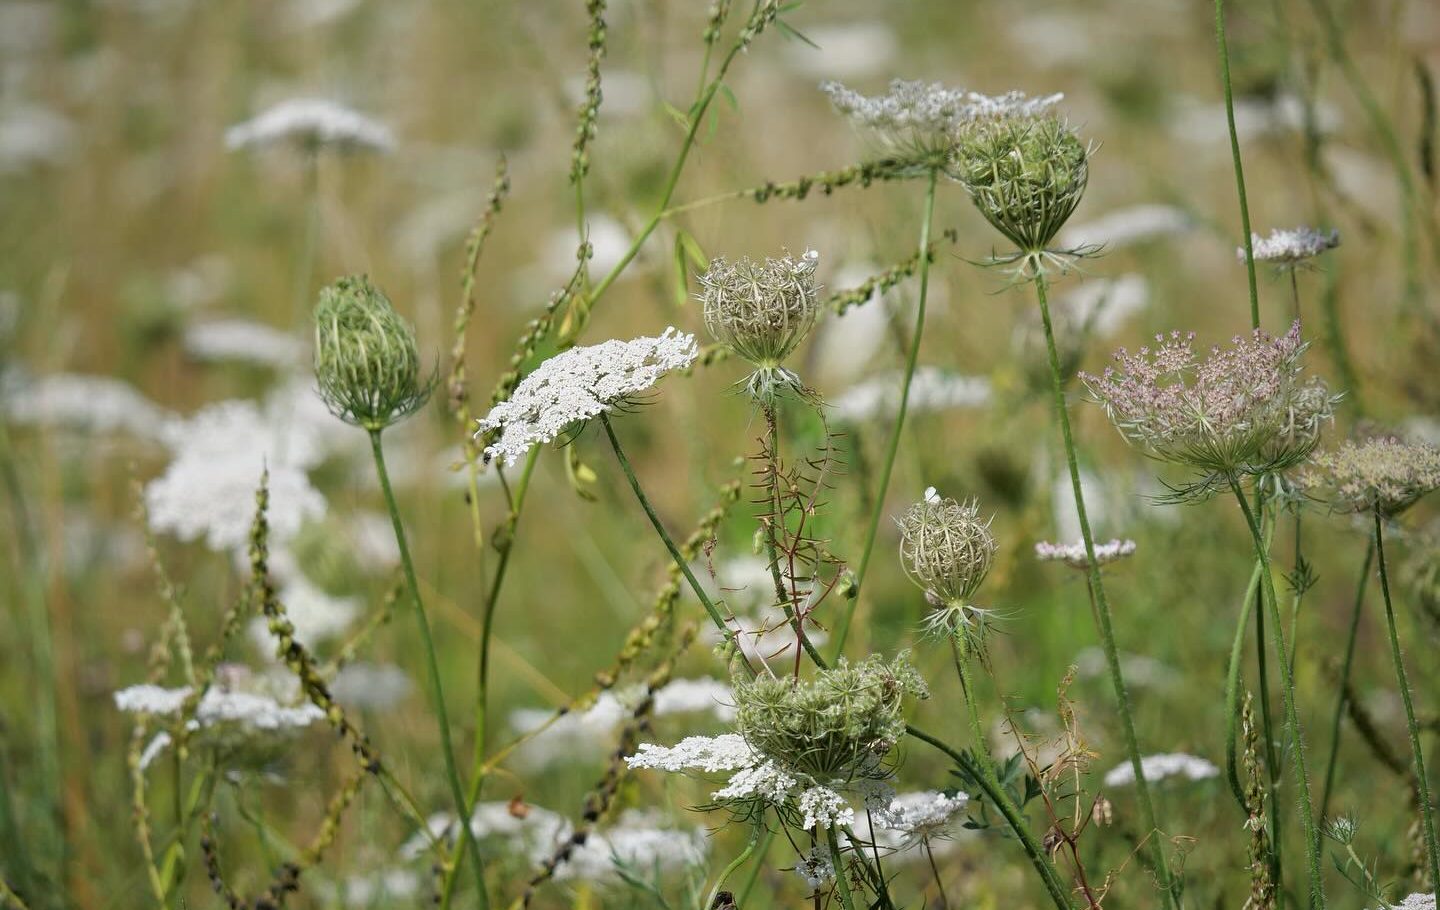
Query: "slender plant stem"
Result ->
[[834, 166, 939, 657], [368, 430, 488, 910], [1226, 543, 1268, 809], [705, 824, 760, 910], [1215, 0, 1260, 329], [825, 826, 859, 910], [1252, 506, 1284, 903], [1373, 512, 1440, 889], [736, 827, 775, 906], [1320, 540, 1373, 817], [1227, 476, 1326, 909], [924, 839, 950, 910], [1032, 271, 1177, 909]]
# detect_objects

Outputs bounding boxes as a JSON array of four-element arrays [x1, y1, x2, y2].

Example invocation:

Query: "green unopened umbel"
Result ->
[[314, 275, 432, 431]]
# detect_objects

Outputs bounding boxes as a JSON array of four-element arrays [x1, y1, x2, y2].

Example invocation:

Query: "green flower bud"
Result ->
[[700, 249, 820, 400], [954, 115, 1090, 256], [734, 653, 927, 780], [314, 275, 432, 431]]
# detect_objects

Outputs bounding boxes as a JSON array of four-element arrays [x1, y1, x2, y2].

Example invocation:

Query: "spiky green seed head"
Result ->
[[734, 654, 928, 780], [896, 489, 997, 608], [954, 115, 1089, 254], [314, 275, 431, 431], [700, 250, 820, 374]]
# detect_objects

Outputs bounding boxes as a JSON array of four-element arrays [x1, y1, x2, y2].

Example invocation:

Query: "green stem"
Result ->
[[1227, 476, 1326, 908], [825, 826, 858, 910], [1373, 511, 1440, 889], [1215, 0, 1260, 329], [1225, 543, 1268, 810], [1319, 540, 1373, 817], [735, 827, 774, 906], [368, 430, 488, 910], [1252, 499, 1284, 904], [924, 839, 950, 910], [704, 825, 760, 910], [834, 166, 939, 657], [1033, 271, 1177, 909], [903, 723, 1074, 908], [599, 414, 749, 665]]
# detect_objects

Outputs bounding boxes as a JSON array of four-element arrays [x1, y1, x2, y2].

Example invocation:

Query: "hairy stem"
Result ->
[[1033, 271, 1178, 908], [1373, 512, 1440, 889], [368, 430, 488, 910], [834, 166, 939, 657], [1228, 476, 1326, 908], [1320, 539, 1373, 817]]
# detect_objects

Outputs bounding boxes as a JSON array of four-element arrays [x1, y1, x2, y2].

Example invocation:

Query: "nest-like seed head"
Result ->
[[895, 491, 998, 606], [699, 249, 821, 371], [954, 115, 1090, 253], [314, 275, 431, 431], [734, 653, 928, 780], [1303, 436, 1440, 516]]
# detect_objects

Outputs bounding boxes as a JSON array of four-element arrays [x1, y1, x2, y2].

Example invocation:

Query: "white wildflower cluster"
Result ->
[[822, 79, 1062, 151], [794, 845, 835, 890], [1074, 647, 1178, 690], [476, 327, 698, 467], [329, 662, 413, 712], [798, 785, 855, 829], [115, 680, 323, 769], [2, 371, 174, 441], [1034, 538, 1136, 569], [509, 677, 735, 768], [146, 399, 327, 551], [873, 790, 969, 845], [1103, 752, 1218, 788], [830, 367, 991, 423], [0, 104, 74, 174], [336, 869, 420, 907], [1240, 227, 1340, 266], [183, 319, 305, 369], [226, 98, 394, 153], [1061, 204, 1192, 251], [627, 733, 757, 773], [1378, 894, 1436, 910]]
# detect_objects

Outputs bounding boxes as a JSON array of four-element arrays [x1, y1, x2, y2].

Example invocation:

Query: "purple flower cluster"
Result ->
[[1082, 321, 1331, 476]]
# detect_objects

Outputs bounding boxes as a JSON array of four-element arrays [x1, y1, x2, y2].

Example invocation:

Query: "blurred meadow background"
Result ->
[[3, 0, 1440, 908]]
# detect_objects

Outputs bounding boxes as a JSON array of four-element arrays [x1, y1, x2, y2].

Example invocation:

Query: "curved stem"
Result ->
[[704, 824, 760, 910], [1215, 0, 1260, 329], [825, 826, 858, 910], [1319, 540, 1373, 817], [735, 827, 775, 906], [1032, 271, 1178, 909], [1373, 511, 1440, 889], [1227, 476, 1326, 908], [834, 166, 939, 657], [368, 430, 488, 910]]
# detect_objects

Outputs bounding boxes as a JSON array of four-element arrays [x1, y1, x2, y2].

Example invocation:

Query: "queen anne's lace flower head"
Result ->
[[1304, 437, 1440, 516], [314, 275, 432, 432], [699, 250, 820, 401], [874, 790, 970, 848], [1376, 893, 1436, 910], [1240, 227, 1339, 266], [1035, 538, 1136, 570], [1082, 320, 1329, 479], [1102, 752, 1218, 788], [475, 327, 697, 466], [896, 489, 998, 637], [226, 98, 394, 153]]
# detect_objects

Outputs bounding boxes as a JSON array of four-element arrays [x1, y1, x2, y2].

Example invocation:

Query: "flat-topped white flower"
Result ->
[[2, 371, 174, 441], [875, 790, 969, 846], [1240, 227, 1340, 266], [114, 683, 324, 731], [1378, 893, 1435, 910], [226, 98, 394, 153], [555, 809, 708, 884], [794, 845, 835, 889], [1035, 538, 1136, 569], [1103, 752, 1218, 788], [822, 78, 1062, 154], [476, 327, 697, 466]]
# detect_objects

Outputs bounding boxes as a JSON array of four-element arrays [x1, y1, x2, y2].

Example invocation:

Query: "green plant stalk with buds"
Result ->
[[1372, 511, 1440, 890], [1033, 270, 1179, 910], [1227, 475, 1327, 908], [835, 165, 939, 656]]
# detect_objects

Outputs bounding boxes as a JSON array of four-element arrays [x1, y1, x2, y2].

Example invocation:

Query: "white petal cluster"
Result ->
[[183, 319, 304, 369], [114, 683, 323, 731], [1061, 204, 1192, 251], [555, 809, 708, 884], [795, 845, 835, 889], [114, 684, 191, 715], [476, 327, 698, 467], [1103, 752, 1218, 788], [822, 79, 1062, 149], [626, 733, 757, 773], [400, 802, 572, 863], [830, 367, 991, 423], [798, 785, 854, 829], [874, 790, 969, 841], [2, 371, 174, 441], [1035, 538, 1136, 569], [146, 399, 327, 551], [1241, 227, 1340, 265], [1378, 894, 1436, 910], [713, 760, 798, 803], [226, 98, 394, 153]]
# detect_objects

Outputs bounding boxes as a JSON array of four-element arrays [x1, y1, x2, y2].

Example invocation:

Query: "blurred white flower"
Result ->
[[1103, 753, 1218, 787], [1241, 227, 1340, 265], [543, 214, 634, 283], [555, 809, 708, 884], [248, 575, 358, 653], [794, 845, 835, 889], [1074, 647, 1178, 690], [1170, 93, 1340, 146], [337, 868, 419, 907], [808, 261, 894, 387], [1054, 274, 1150, 339], [1035, 538, 1136, 569], [830, 367, 991, 423], [2, 371, 174, 441], [1061, 205, 1191, 251], [564, 69, 650, 117], [330, 662, 412, 712], [783, 22, 897, 79], [0, 103, 73, 173], [226, 98, 394, 153], [183, 319, 304, 369], [874, 790, 969, 847]]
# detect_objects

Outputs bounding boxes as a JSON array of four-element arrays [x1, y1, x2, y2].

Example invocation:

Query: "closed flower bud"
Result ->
[[954, 115, 1090, 259], [896, 488, 997, 608], [314, 275, 431, 431]]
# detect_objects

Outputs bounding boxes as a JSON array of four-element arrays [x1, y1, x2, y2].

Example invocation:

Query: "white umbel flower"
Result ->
[[1240, 227, 1340, 265], [114, 683, 324, 730], [797, 785, 854, 829], [2, 371, 174, 441], [226, 98, 394, 153], [794, 845, 835, 889], [183, 319, 304, 369], [875, 790, 969, 846], [822, 79, 1062, 152], [626, 733, 757, 773], [555, 809, 708, 884], [248, 575, 359, 653], [476, 327, 697, 466], [1035, 538, 1136, 569], [1103, 752, 1218, 788], [1377, 894, 1436, 910]]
